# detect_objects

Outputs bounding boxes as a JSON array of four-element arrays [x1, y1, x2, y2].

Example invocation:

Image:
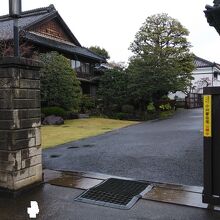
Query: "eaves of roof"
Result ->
[[194, 56, 220, 71], [24, 11, 81, 47], [25, 32, 106, 63], [0, 5, 54, 20], [77, 77, 100, 83], [194, 56, 217, 68], [0, 4, 105, 63], [0, 5, 81, 46]]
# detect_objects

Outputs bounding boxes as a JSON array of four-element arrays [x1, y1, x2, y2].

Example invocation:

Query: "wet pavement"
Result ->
[[1, 169, 220, 220], [43, 108, 203, 186], [0, 108, 208, 219], [43, 169, 218, 210]]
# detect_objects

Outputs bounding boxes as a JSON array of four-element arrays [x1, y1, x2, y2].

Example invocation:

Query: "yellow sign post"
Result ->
[[203, 95, 212, 137]]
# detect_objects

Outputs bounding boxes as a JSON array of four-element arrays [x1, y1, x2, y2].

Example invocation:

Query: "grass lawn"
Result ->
[[41, 118, 138, 149]]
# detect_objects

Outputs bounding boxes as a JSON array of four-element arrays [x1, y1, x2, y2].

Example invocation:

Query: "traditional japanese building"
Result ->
[[169, 56, 220, 100], [0, 4, 106, 96]]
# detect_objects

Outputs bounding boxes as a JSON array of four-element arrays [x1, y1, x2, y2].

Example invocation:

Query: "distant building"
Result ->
[[169, 56, 220, 100], [0, 4, 106, 96]]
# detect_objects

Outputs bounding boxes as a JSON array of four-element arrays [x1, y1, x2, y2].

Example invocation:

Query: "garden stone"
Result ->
[[43, 115, 64, 125]]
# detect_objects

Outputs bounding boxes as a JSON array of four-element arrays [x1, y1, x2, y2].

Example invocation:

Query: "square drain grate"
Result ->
[[75, 178, 152, 209]]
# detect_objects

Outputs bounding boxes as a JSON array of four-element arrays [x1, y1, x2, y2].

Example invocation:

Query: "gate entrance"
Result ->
[[185, 93, 203, 109]]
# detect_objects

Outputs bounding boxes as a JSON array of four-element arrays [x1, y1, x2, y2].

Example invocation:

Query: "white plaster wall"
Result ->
[[169, 66, 220, 100], [191, 73, 213, 94], [192, 66, 220, 93]]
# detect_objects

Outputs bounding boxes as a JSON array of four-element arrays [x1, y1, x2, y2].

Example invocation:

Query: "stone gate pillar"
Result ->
[[0, 57, 42, 193]]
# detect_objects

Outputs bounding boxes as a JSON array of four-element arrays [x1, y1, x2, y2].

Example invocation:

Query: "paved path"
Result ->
[[2, 183, 220, 220], [43, 108, 203, 186]]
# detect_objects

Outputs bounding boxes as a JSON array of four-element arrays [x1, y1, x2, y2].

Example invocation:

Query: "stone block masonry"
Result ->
[[0, 57, 42, 191]]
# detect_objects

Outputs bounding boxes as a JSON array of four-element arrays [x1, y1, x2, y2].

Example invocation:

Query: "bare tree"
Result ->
[[0, 32, 37, 88], [194, 77, 211, 93], [0, 31, 36, 58]]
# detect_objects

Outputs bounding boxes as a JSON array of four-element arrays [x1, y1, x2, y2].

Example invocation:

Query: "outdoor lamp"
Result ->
[[9, 0, 22, 57], [9, 0, 21, 17]]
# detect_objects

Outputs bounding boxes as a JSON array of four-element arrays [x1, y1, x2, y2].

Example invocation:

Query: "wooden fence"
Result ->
[[185, 93, 203, 109]]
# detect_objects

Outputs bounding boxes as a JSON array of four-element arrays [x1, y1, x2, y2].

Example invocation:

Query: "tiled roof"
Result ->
[[194, 56, 220, 71], [0, 5, 55, 40], [194, 56, 214, 68], [25, 32, 106, 62], [0, 5, 106, 62]]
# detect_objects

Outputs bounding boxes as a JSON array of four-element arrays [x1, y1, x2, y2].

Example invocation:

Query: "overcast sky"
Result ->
[[0, 0, 219, 63]]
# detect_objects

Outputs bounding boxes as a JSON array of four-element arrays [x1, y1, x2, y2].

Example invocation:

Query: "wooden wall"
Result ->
[[30, 19, 72, 43]]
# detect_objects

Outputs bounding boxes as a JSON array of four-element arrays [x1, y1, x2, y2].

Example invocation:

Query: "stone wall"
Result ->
[[0, 57, 42, 191]]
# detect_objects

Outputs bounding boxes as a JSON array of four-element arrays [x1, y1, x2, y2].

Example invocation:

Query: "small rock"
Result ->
[[42, 115, 64, 125], [78, 114, 89, 119]]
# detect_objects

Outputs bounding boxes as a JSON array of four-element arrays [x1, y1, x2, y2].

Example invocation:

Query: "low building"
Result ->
[[0, 4, 106, 96], [169, 56, 220, 100]]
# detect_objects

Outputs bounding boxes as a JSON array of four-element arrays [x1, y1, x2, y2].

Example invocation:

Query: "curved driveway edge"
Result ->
[[43, 108, 203, 186]]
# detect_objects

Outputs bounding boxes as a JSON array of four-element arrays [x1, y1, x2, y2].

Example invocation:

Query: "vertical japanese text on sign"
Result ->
[[203, 95, 212, 137]]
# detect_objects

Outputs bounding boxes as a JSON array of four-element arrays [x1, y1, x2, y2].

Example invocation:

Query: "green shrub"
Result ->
[[40, 52, 81, 110], [121, 104, 134, 114], [159, 103, 172, 111], [114, 112, 133, 120], [80, 95, 96, 113], [147, 102, 156, 113], [104, 104, 120, 116], [161, 95, 170, 100], [42, 107, 67, 117], [141, 111, 158, 121], [65, 111, 79, 119], [97, 68, 130, 113]]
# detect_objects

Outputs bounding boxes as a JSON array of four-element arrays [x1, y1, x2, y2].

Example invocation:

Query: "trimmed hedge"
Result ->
[[121, 104, 135, 114], [42, 107, 67, 118]]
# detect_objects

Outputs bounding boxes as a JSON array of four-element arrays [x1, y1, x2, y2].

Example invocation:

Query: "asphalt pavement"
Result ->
[[2, 183, 220, 220], [43, 108, 203, 186]]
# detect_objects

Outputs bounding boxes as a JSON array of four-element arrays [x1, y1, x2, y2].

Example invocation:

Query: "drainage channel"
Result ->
[[75, 178, 152, 209], [44, 169, 220, 211]]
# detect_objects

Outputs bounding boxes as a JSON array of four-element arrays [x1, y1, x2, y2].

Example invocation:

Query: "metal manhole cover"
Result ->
[[75, 178, 152, 209]]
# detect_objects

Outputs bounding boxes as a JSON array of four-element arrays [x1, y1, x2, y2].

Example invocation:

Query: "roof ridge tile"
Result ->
[[0, 4, 55, 20]]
